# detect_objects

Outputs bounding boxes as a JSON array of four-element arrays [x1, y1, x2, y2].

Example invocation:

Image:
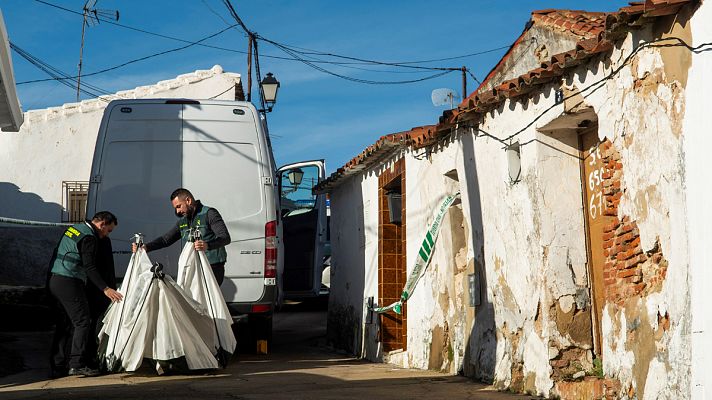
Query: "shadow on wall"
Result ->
[[0, 182, 62, 222], [0, 183, 65, 286], [326, 177, 366, 355], [0, 226, 64, 286], [460, 132, 497, 383]]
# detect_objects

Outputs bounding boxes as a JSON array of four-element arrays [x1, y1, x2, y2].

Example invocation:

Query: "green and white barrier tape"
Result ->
[[371, 192, 460, 315], [0, 216, 71, 227]]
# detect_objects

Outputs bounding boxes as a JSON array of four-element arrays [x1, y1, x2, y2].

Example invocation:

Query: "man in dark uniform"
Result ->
[[48, 211, 123, 378], [133, 188, 231, 285], [84, 234, 117, 370]]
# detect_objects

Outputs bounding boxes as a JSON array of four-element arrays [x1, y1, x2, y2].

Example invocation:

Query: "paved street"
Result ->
[[0, 301, 535, 400]]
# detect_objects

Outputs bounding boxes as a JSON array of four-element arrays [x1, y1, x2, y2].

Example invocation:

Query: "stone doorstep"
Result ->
[[555, 376, 621, 400]]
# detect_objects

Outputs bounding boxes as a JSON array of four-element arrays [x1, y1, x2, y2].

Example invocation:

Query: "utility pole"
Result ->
[[461, 66, 467, 101], [247, 35, 253, 102], [76, 1, 119, 102], [77, 2, 90, 102]]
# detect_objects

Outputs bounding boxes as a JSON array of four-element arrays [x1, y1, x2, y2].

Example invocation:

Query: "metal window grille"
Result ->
[[62, 181, 89, 223]]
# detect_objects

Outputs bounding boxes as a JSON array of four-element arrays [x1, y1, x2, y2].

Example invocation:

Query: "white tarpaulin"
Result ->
[[98, 247, 233, 373], [177, 242, 236, 364]]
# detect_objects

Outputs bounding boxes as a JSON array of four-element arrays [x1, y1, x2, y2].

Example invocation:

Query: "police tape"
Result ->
[[370, 192, 460, 315], [0, 216, 71, 227]]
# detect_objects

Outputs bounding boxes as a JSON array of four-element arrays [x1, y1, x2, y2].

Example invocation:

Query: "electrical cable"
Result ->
[[208, 85, 235, 100], [200, 0, 247, 38], [445, 36, 712, 151], [16, 24, 237, 85], [265, 38, 457, 85], [10, 42, 114, 101], [32, 0, 508, 77]]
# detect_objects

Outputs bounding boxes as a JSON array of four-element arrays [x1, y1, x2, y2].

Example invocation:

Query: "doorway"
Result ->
[[378, 158, 407, 352], [578, 126, 614, 356]]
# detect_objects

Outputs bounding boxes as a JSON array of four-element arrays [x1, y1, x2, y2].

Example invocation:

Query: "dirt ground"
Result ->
[[0, 300, 538, 400]]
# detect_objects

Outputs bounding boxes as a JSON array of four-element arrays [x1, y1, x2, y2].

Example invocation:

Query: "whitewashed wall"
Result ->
[[0, 65, 240, 221], [327, 169, 379, 357], [327, 5, 704, 398], [684, 2, 712, 399], [469, 14, 696, 397]]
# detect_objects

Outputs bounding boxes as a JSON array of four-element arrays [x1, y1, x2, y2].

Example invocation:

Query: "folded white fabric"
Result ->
[[98, 248, 224, 373], [177, 242, 236, 364]]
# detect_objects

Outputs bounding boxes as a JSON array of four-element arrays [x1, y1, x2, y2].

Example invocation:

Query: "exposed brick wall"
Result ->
[[555, 377, 621, 400], [599, 140, 668, 306], [378, 157, 407, 352]]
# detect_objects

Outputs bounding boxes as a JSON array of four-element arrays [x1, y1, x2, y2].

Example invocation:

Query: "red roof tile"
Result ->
[[314, 126, 436, 193], [451, 0, 694, 127], [531, 9, 608, 38], [315, 0, 696, 192]]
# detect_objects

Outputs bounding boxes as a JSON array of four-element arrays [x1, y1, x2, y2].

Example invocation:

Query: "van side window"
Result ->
[[280, 166, 319, 217]]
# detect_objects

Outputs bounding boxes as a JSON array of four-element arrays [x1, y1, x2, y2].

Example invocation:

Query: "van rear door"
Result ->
[[87, 102, 183, 276], [277, 160, 326, 298], [181, 103, 269, 304], [88, 101, 271, 305]]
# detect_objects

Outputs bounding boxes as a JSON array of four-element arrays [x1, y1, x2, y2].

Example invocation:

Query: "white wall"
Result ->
[[684, 2, 712, 398], [327, 6, 702, 398], [328, 168, 379, 357], [0, 65, 240, 221]]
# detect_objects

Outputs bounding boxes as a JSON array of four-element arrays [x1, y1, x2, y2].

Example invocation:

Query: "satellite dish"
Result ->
[[431, 88, 460, 108]]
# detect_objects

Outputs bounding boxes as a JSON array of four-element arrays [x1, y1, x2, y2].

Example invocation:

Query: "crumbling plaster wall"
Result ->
[[681, 2, 712, 399], [482, 25, 582, 93], [328, 142, 484, 375], [473, 89, 583, 396], [0, 65, 240, 221], [387, 139, 475, 374], [470, 14, 694, 398], [585, 19, 692, 400]]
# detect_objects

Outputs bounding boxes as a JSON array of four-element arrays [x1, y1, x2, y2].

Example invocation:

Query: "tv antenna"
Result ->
[[431, 88, 460, 109], [77, 0, 119, 101]]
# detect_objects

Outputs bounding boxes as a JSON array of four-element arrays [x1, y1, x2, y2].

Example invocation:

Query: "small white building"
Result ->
[[0, 66, 242, 287], [317, 1, 712, 398], [0, 65, 242, 222]]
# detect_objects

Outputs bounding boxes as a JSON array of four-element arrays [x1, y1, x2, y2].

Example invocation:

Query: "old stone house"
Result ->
[[316, 1, 711, 398]]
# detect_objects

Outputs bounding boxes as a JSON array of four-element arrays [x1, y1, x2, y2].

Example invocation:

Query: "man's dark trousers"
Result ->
[[212, 262, 225, 286], [49, 274, 92, 369]]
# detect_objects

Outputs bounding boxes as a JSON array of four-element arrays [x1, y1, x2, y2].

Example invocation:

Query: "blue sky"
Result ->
[[2, 1, 626, 173]]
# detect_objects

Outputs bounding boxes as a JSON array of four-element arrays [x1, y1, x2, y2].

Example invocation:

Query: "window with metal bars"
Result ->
[[61, 181, 89, 223]]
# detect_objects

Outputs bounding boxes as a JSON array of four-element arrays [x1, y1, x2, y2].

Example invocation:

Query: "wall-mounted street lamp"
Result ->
[[506, 141, 521, 184], [260, 72, 280, 112], [287, 168, 304, 187]]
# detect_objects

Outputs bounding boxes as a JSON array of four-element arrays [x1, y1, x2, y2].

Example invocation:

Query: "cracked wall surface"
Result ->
[[326, 3, 708, 398]]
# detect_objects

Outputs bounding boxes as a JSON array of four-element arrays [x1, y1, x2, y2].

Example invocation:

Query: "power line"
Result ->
[[16, 24, 237, 85], [448, 37, 712, 149], [32, 0, 508, 74], [200, 0, 247, 37], [11, 42, 114, 102], [268, 39, 458, 85]]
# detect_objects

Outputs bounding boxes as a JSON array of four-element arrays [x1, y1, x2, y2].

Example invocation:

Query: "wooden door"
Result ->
[[579, 128, 614, 356]]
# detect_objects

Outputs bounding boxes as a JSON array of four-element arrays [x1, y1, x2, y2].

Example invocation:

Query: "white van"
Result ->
[[86, 99, 327, 340]]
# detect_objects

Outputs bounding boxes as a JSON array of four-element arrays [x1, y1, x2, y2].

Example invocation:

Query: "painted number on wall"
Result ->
[[588, 146, 605, 220]]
